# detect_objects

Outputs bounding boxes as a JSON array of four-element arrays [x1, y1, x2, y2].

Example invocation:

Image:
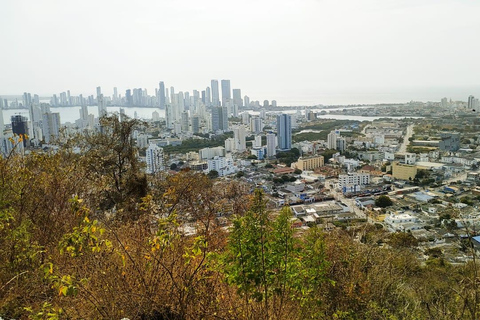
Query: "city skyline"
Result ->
[[1, 0, 479, 105]]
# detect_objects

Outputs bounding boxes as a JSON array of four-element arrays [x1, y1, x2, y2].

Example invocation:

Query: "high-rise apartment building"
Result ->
[[250, 117, 263, 134], [211, 107, 228, 132], [233, 89, 242, 108], [11, 115, 29, 147], [113, 87, 118, 105], [276, 114, 291, 151], [125, 89, 133, 106], [233, 126, 246, 152], [181, 111, 189, 132], [211, 80, 219, 106], [159, 81, 166, 109], [244, 95, 250, 108], [221, 80, 231, 106], [191, 115, 200, 134], [468, 95, 475, 110], [327, 130, 338, 150], [42, 112, 61, 144], [266, 133, 276, 158], [205, 87, 211, 106], [146, 143, 164, 174]]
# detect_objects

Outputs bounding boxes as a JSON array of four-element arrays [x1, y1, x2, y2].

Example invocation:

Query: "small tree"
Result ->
[[375, 195, 393, 208], [207, 170, 219, 179]]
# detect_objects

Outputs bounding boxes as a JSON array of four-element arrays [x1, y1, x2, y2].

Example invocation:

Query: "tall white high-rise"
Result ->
[[221, 80, 231, 106], [233, 126, 246, 152], [266, 133, 276, 158], [181, 111, 189, 132], [327, 130, 338, 150], [165, 104, 174, 129], [205, 87, 211, 106], [211, 80, 219, 106], [146, 143, 164, 174], [152, 111, 160, 122], [233, 89, 242, 108], [42, 112, 61, 144], [97, 95, 107, 118], [468, 95, 475, 110], [211, 107, 228, 132], [159, 82, 166, 109], [244, 95, 250, 108], [191, 115, 200, 134], [113, 87, 118, 105], [250, 117, 263, 134], [254, 135, 262, 148]]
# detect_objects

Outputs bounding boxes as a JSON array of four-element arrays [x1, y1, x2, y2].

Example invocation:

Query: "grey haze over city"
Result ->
[[1, 0, 479, 105]]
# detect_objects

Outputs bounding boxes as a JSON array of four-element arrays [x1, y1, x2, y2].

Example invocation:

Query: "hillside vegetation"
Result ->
[[1, 116, 479, 319]]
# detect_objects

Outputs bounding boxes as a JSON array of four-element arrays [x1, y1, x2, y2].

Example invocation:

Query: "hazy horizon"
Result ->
[[1, 0, 479, 105], [1, 85, 478, 106]]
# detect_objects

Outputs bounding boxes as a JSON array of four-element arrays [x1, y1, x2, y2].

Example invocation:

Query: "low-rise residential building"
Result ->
[[291, 155, 325, 171], [199, 146, 226, 160], [338, 173, 370, 187], [392, 161, 417, 180], [206, 155, 236, 176]]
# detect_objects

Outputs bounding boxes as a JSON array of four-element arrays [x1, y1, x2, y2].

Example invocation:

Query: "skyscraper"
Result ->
[[42, 112, 61, 144], [205, 87, 211, 106], [221, 80, 231, 107], [165, 104, 174, 129], [211, 80, 219, 106], [181, 111, 189, 132], [126, 89, 133, 106], [113, 87, 118, 105], [276, 114, 291, 151], [191, 115, 200, 134], [468, 95, 475, 110], [233, 89, 242, 108], [96, 86, 106, 117], [97, 94, 107, 117], [212, 107, 228, 132], [244, 95, 250, 108], [159, 81, 166, 109]]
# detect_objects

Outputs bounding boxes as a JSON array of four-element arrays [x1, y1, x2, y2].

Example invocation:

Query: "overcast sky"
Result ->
[[1, 0, 479, 104]]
